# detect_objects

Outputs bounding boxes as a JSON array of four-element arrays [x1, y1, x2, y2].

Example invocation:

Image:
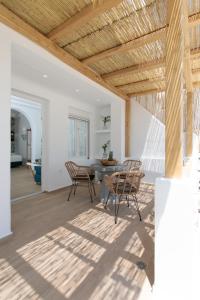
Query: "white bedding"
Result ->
[[11, 153, 22, 162]]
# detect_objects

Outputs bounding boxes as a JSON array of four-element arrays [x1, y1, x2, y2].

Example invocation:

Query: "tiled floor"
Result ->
[[0, 182, 154, 300]]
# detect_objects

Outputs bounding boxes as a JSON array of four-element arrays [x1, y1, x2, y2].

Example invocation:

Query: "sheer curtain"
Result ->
[[68, 116, 89, 159]]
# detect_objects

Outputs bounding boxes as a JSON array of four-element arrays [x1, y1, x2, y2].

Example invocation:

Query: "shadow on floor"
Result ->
[[0, 183, 154, 300]]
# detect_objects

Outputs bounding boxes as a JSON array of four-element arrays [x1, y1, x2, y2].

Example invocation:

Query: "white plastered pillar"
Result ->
[[0, 25, 12, 238], [111, 99, 125, 161]]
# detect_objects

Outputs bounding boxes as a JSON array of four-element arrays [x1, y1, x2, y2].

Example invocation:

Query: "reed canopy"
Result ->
[[0, 0, 200, 97]]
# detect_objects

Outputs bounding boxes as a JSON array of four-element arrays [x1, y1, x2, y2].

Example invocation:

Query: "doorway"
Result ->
[[11, 97, 42, 200]]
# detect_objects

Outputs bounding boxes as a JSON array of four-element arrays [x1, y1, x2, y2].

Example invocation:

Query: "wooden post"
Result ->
[[165, 0, 184, 178], [125, 100, 131, 157], [186, 91, 193, 156]]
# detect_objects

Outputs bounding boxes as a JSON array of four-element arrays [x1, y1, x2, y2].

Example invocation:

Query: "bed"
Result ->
[[11, 153, 22, 168]]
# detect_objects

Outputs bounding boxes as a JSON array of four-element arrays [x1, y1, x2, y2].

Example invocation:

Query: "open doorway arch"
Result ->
[[11, 104, 41, 164], [11, 109, 32, 164], [11, 98, 42, 200]]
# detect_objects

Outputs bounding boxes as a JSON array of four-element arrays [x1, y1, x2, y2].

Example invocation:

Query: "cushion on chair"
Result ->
[[72, 174, 95, 181], [113, 182, 137, 193]]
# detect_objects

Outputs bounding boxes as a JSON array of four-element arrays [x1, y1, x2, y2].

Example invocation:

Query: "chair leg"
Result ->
[[126, 195, 129, 207], [67, 184, 74, 201], [133, 194, 142, 221], [92, 181, 96, 196], [74, 181, 78, 196], [114, 198, 120, 224], [88, 181, 93, 203], [104, 191, 110, 209]]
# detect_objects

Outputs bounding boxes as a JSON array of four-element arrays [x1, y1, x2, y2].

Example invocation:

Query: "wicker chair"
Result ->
[[65, 161, 96, 202], [104, 171, 144, 224], [123, 159, 142, 171]]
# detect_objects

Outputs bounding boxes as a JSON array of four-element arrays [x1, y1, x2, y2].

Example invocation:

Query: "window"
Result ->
[[68, 116, 89, 159]]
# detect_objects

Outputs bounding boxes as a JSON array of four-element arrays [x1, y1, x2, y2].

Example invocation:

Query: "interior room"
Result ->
[[0, 1, 200, 300], [11, 98, 42, 199]]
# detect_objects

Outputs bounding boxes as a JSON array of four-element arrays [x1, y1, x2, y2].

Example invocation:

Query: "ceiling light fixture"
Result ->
[[75, 89, 80, 93], [42, 74, 48, 78]]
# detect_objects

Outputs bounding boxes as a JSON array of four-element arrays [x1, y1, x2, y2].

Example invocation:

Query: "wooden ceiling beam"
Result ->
[[189, 11, 200, 27], [116, 67, 200, 94], [103, 51, 200, 85], [117, 78, 165, 92], [48, 0, 122, 42], [193, 81, 200, 88], [115, 67, 200, 87], [128, 88, 165, 97], [0, 4, 129, 101], [83, 27, 167, 65], [102, 58, 165, 80], [191, 47, 200, 60], [83, 11, 200, 66], [183, 1, 193, 93], [192, 68, 200, 74], [116, 66, 200, 94], [192, 70, 200, 83]]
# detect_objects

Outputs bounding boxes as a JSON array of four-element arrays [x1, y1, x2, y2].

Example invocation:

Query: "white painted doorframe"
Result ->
[[11, 89, 49, 200]]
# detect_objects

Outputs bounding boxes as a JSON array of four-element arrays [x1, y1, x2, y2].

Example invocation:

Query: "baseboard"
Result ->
[[11, 191, 43, 203], [0, 231, 13, 241]]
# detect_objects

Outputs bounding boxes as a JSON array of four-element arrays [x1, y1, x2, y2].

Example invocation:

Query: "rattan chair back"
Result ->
[[105, 170, 144, 196], [123, 159, 142, 171], [65, 161, 78, 179]]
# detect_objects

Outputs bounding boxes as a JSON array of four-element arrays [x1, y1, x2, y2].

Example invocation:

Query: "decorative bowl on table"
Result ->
[[100, 159, 118, 166]]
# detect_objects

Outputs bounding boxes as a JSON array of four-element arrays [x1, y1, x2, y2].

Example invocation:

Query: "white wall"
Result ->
[[130, 98, 165, 176], [0, 28, 12, 238], [94, 105, 111, 158], [93, 101, 125, 161], [12, 75, 98, 191], [0, 22, 125, 238], [130, 99, 199, 178], [155, 177, 195, 300], [12, 77, 125, 192]]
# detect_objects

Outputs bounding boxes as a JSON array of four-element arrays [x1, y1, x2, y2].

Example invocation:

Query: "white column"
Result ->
[[0, 26, 12, 238], [111, 99, 125, 161], [155, 178, 194, 300], [46, 98, 69, 191], [125, 100, 130, 157]]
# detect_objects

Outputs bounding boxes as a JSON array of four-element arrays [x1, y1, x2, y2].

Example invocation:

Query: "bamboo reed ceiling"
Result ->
[[106, 67, 165, 86], [190, 25, 200, 49], [192, 59, 200, 70], [89, 39, 165, 72], [1, 0, 92, 34], [189, 0, 200, 14], [1, 0, 200, 97], [63, 0, 167, 54]]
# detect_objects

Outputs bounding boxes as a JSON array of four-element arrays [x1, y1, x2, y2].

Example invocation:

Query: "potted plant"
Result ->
[[102, 140, 110, 159], [101, 149, 117, 165], [108, 151, 113, 161], [102, 115, 111, 129]]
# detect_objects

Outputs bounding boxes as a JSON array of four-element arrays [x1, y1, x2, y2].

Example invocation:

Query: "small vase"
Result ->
[[102, 150, 107, 159], [103, 122, 107, 129]]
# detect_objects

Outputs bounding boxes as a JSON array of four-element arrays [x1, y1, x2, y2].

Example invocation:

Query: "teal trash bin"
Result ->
[[34, 165, 41, 185]]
